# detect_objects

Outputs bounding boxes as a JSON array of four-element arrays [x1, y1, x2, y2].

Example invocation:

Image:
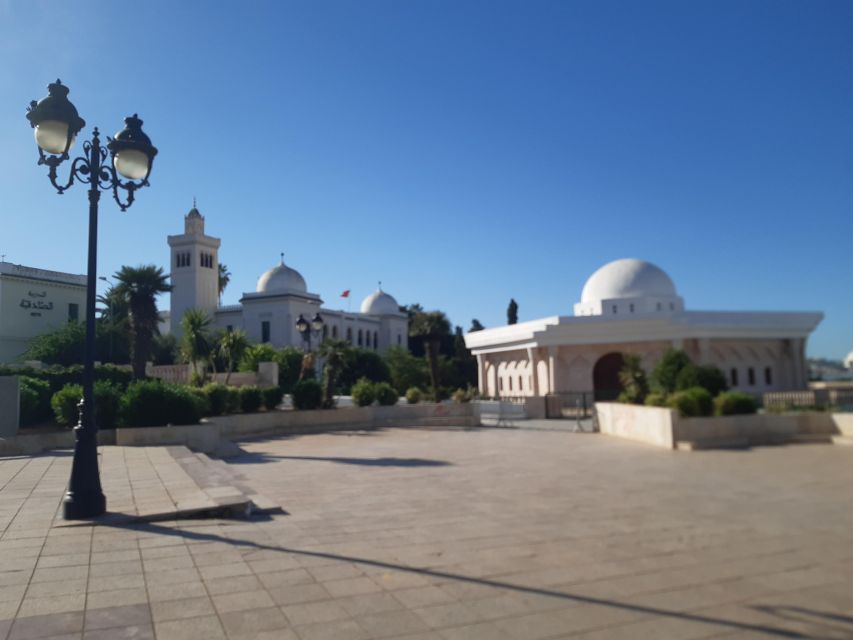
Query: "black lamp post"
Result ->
[[295, 312, 325, 352], [26, 80, 157, 520]]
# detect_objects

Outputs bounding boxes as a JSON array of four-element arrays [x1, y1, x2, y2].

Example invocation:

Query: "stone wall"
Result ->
[[596, 402, 849, 450]]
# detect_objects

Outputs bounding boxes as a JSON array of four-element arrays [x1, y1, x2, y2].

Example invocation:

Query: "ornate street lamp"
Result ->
[[26, 80, 158, 519], [295, 312, 324, 352]]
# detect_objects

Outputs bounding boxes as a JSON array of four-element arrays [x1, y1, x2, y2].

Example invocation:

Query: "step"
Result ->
[[832, 435, 853, 446]]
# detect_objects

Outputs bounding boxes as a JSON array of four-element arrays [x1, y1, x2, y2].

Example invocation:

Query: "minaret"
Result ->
[[166, 201, 221, 335]]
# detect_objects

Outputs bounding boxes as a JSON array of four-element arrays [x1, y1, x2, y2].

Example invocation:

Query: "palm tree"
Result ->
[[113, 265, 171, 379], [181, 308, 213, 384], [218, 329, 248, 385], [318, 338, 350, 408], [218, 263, 231, 304], [409, 310, 451, 401]]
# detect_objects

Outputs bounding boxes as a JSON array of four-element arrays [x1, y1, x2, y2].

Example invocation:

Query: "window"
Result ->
[[612, 305, 617, 314], [397, 334, 402, 345], [669, 302, 674, 310], [499, 378, 503, 392], [199, 253, 214, 268], [730, 368, 738, 386], [764, 367, 772, 385], [332, 326, 338, 338], [373, 331, 378, 349], [748, 367, 755, 386], [226, 325, 233, 332], [358, 329, 363, 346], [68, 303, 79, 322], [261, 321, 270, 343], [346, 327, 352, 344], [508, 377, 513, 391], [656, 302, 662, 311], [322, 325, 328, 340], [176, 252, 191, 268], [629, 303, 635, 313]]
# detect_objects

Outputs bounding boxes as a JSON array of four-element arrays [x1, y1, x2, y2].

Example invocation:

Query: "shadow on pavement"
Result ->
[[228, 453, 451, 467], [105, 520, 824, 639]]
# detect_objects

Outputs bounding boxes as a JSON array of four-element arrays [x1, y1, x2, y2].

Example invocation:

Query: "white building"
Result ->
[[0, 261, 87, 363], [164, 206, 409, 352], [465, 258, 822, 399]]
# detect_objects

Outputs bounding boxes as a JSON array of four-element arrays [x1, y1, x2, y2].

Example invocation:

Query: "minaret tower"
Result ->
[[167, 201, 221, 335]]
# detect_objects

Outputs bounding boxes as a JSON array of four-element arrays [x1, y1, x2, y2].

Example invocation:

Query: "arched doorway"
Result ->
[[593, 352, 625, 401]]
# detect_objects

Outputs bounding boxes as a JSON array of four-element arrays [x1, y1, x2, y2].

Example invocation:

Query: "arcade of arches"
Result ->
[[477, 337, 808, 399]]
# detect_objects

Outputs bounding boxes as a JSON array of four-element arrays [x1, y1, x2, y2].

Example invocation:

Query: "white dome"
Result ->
[[256, 258, 307, 294], [845, 351, 853, 370], [360, 288, 401, 315], [581, 258, 677, 303]]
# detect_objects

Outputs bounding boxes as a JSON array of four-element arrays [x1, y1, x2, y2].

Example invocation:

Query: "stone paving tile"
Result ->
[[154, 614, 226, 640], [149, 596, 216, 622], [218, 606, 289, 636], [294, 617, 371, 640], [211, 589, 277, 613], [8, 611, 84, 640]]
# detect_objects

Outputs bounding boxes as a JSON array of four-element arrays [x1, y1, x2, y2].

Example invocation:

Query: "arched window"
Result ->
[[373, 331, 378, 349], [656, 302, 662, 311], [346, 327, 352, 344], [730, 368, 739, 386], [322, 325, 328, 340], [612, 305, 617, 314], [397, 334, 402, 345], [629, 303, 635, 313], [332, 325, 338, 338], [518, 376, 523, 391], [508, 377, 513, 391], [747, 367, 756, 386], [764, 367, 772, 385], [357, 329, 363, 346]]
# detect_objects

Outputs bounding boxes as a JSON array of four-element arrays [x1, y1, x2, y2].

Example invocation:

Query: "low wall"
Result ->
[[596, 402, 849, 450], [596, 403, 677, 449], [115, 403, 479, 454], [0, 377, 20, 437], [0, 429, 116, 457]]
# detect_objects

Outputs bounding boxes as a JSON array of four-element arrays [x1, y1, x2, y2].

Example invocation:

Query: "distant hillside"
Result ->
[[808, 358, 851, 381]]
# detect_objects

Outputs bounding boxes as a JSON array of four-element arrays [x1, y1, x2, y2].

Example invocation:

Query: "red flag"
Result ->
[[341, 290, 350, 298]]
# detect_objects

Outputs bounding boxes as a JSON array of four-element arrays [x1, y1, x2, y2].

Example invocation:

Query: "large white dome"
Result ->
[[581, 259, 677, 303], [256, 258, 307, 294], [360, 288, 401, 315]]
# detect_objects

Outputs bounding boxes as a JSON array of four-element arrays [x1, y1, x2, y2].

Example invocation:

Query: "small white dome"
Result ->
[[256, 257, 307, 294], [581, 258, 677, 303], [845, 351, 853, 370], [360, 288, 401, 315]]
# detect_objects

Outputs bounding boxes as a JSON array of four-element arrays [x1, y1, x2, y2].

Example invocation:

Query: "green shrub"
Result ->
[[50, 382, 123, 428], [226, 387, 242, 414], [650, 349, 692, 395], [374, 382, 398, 406], [292, 379, 322, 410], [405, 387, 422, 404], [351, 378, 375, 407], [668, 387, 713, 417], [239, 386, 263, 413], [262, 386, 284, 410], [714, 391, 757, 416], [120, 380, 203, 427], [93, 381, 123, 429], [675, 364, 728, 397], [188, 387, 211, 417], [452, 388, 467, 403], [202, 383, 230, 416], [0, 364, 132, 394], [644, 392, 668, 407], [52, 384, 83, 426], [19, 377, 52, 426]]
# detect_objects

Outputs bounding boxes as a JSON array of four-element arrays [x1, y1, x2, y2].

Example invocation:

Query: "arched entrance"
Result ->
[[593, 352, 625, 401]]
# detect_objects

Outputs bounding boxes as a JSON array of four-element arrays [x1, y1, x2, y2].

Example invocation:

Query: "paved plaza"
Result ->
[[0, 427, 852, 639]]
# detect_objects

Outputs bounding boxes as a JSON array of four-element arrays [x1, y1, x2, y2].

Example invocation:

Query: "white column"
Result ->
[[476, 354, 486, 396], [527, 347, 540, 396], [547, 346, 557, 394]]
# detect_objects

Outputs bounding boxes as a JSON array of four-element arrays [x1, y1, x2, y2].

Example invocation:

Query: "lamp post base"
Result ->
[[62, 490, 106, 520]]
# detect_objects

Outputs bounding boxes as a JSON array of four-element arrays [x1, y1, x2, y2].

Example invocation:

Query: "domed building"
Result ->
[[164, 207, 408, 352], [464, 258, 822, 401]]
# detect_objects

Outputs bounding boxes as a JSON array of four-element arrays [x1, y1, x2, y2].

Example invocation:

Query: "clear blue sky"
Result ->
[[1, 1, 851, 358]]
